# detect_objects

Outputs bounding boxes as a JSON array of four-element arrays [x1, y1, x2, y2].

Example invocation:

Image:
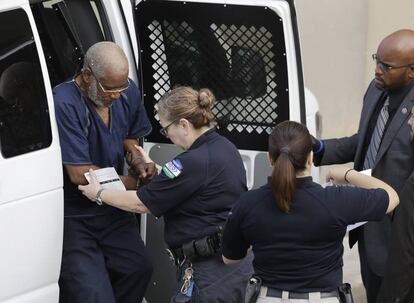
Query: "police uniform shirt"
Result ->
[[222, 177, 388, 292], [54, 79, 152, 217], [138, 129, 247, 249]]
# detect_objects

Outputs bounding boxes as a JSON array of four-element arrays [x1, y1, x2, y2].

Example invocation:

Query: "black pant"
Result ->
[[59, 212, 153, 303], [358, 237, 383, 303], [173, 252, 254, 303]]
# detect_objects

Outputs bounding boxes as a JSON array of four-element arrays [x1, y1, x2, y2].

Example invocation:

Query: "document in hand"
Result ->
[[346, 169, 371, 232], [84, 167, 126, 191]]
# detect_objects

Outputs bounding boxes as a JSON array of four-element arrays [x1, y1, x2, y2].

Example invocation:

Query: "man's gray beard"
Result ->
[[87, 80, 105, 108], [91, 98, 105, 108]]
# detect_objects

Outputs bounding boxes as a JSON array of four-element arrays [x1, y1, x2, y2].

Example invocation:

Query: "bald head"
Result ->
[[83, 41, 129, 78], [378, 29, 414, 64], [374, 29, 414, 91]]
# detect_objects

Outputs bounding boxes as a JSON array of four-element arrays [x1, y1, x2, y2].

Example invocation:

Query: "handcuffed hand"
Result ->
[[126, 145, 157, 186], [78, 168, 102, 202]]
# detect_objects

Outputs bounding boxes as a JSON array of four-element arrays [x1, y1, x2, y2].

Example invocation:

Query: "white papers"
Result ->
[[84, 167, 126, 191], [345, 169, 372, 231], [346, 221, 366, 232], [361, 169, 372, 177]]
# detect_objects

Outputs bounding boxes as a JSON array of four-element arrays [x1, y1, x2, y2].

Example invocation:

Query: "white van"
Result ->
[[0, 1, 320, 302]]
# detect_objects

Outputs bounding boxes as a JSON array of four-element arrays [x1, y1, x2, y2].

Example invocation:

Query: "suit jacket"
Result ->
[[377, 173, 414, 303], [315, 80, 414, 276]]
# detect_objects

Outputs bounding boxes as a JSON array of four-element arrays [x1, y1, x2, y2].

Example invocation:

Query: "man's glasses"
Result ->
[[159, 119, 178, 137], [372, 54, 414, 73], [89, 66, 130, 94]]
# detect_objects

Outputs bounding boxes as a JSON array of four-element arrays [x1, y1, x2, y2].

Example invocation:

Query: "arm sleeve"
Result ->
[[222, 199, 250, 260], [124, 81, 152, 139], [53, 92, 91, 165], [315, 134, 359, 166], [327, 186, 389, 225], [137, 154, 205, 217]]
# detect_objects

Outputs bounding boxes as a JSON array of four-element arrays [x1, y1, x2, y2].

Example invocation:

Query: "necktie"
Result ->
[[363, 97, 390, 170]]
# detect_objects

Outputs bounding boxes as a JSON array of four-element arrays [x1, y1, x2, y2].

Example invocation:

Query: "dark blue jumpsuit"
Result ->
[[54, 78, 153, 303], [138, 129, 254, 303]]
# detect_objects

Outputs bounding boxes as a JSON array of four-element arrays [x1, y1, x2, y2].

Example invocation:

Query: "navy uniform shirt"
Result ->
[[138, 129, 247, 248], [54, 79, 152, 217], [222, 177, 388, 292]]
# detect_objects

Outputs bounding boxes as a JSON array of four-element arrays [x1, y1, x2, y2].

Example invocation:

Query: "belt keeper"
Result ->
[[182, 241, 196, 260]]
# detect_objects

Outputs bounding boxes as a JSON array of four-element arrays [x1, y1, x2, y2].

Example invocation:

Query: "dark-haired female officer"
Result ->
[[221, 121, 399, 303], [79, 86, 253, 303]]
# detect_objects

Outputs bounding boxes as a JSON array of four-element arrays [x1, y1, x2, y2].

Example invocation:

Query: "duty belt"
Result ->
[[266, 288, 339, 300], [166, 227, 223, 265]]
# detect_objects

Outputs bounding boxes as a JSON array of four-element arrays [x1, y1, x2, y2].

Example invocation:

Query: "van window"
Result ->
[[136, 1, 289, 151], [0, 9, 52, 158]]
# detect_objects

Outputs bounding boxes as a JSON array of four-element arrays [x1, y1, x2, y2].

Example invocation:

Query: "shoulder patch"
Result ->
[[162, 159, 183, 179]]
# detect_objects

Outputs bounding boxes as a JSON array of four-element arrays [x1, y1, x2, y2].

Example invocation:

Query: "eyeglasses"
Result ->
[[372, 54, 414, 73], [89, 66, 130, 94], [159, 119, 178, 137]]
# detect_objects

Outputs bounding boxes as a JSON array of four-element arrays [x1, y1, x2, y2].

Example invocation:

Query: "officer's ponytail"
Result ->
[[268, 121, 312, 213]]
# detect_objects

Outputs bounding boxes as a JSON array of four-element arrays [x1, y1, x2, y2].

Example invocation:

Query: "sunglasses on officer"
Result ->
[[88, 66, 130, 94], [372, 54, 414, 73]]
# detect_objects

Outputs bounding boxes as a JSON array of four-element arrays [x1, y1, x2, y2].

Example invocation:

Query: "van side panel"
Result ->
[[2, 285, 59, 303], [0, 2, 64, 303], [0, 191, 63, 302]]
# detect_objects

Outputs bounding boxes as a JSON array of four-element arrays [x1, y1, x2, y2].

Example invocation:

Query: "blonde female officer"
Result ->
[[79, 86, 253, 303]]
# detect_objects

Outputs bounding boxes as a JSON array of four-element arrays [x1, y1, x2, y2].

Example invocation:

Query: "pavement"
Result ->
[[343, 235, 367, 303]]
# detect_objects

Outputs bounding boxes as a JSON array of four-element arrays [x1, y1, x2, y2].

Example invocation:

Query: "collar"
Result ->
[[295, 176, 314, 187], [188, 127, 216, 150], [266, 176, 314, 188], [72, 75, 88, 100]]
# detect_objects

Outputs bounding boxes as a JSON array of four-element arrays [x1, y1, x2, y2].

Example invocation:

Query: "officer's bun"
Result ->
[[156, 86, 216, 129], [198, 88, 215, 109]]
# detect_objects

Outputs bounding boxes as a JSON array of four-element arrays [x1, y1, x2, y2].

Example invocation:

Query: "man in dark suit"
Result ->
[[376, 106, 414, 303], [313, 29, 414, 303]]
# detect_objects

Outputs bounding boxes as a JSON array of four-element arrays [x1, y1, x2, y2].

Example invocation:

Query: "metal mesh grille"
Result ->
[[211, 23, 278, 135], [137, 2, 289, 150], [148, 20, 279, 135]]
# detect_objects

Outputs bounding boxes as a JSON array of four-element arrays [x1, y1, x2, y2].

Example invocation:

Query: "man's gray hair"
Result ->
[[83, 41, 128, 78]]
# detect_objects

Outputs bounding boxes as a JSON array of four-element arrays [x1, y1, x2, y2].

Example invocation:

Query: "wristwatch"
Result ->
[[95, 188, 105, 206]]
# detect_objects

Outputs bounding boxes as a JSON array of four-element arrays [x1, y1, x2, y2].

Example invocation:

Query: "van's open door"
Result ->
[[132, 1, 305, 301], [0, 2, 63, 303]]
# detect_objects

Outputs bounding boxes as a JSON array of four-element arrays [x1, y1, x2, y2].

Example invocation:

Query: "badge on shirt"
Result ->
[[162, 159, 183, 179]]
